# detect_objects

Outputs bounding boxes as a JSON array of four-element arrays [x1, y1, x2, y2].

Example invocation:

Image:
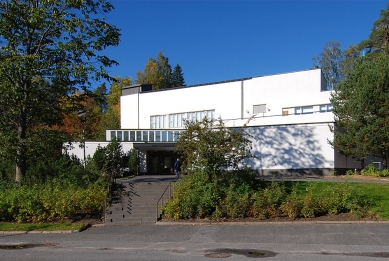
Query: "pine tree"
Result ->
[[171, 64, 186, 87]]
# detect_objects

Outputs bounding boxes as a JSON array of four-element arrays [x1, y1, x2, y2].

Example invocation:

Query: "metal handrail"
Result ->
[[156, 181, 175, 221]]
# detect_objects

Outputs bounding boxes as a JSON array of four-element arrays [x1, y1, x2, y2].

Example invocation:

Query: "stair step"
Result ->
[[106, 179, 174, 226]]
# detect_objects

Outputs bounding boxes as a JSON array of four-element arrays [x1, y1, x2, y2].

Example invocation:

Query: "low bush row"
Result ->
[[0, 181, 107, 223], [162, 170, 372, 220], [347, 163, 389, 177]]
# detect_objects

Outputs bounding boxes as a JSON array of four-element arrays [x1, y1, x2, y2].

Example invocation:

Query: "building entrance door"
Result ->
[[147, 151, 179, 175], [150, 156, 159, 174]]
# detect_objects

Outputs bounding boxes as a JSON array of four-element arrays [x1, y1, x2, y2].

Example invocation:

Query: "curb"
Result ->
[[0, 223, 104, 234], [156, 220, 389, 226], [0, 230, 79, 234]]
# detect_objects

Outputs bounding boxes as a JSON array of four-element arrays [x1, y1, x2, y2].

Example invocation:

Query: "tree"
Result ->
[[0, 0, 120, 182], [127, 148, 138, 175], [175, 117, 256, 181], [91, 138, 123, 181], [358, 3, 389, 56], [96, 77, 132, 140], [171, 64, 185, 87], [330, 54, 389, 169], [93, 83, 108, 114], [136, 51, 185, 90], [312, 41, 344, 90]]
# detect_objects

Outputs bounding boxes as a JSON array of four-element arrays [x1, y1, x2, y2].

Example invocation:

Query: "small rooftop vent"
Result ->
[[121, 84, 152, 96]]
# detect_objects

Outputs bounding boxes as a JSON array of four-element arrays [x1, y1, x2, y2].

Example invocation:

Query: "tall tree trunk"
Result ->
[[15, 99, 27, 183]]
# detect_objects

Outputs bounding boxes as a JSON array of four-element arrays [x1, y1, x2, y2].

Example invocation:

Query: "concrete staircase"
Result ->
[[105, 177, 174, 226]]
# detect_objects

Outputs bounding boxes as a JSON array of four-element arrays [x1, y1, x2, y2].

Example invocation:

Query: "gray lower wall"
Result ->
[[253, 168, 334, 178]]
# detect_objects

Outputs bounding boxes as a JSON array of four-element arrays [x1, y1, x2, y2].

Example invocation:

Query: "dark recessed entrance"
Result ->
[[147, 151, 180, 175]]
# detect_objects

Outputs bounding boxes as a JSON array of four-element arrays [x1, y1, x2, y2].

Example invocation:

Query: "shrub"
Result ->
[[163, 173, 372, 221], [251, 181, 286, 219], [363, 163, 379, 177], [0, 181, 107, 223], [280, 183, 303, 219]]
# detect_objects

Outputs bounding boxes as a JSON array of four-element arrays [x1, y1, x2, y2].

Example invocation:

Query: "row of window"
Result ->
[[111, 130, 183, 142], [282, 104, 333, 116], [150, 110, 215, 129]]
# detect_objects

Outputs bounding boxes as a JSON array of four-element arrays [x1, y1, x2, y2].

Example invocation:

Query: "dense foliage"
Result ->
[[0, 0, 120, 181], [136, 51, 186, 89], [330, 54, 389, 169], [176, 117, 256, 182], [163, 171, 371, 220], [0, 182, 106, 222], [0, 137, 131, 223]]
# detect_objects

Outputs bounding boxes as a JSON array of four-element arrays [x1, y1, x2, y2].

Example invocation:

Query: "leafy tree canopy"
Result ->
[[313, 41, 344, 90], [95, 77, 132, 140], [0, 0, 120, 181], [176, 117, 256, 182], [136, 51, 185, 90]]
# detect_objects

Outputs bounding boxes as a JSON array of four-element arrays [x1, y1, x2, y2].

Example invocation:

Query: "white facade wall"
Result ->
[[65, 142, 134, 161], [121, 69, 332, 130], [244, 70, 328, 117], [246, 124, 334, 172], [121, 81, 243, 129]]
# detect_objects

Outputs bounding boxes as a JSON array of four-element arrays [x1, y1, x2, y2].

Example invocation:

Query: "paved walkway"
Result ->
[[121, 174, 389, 183], [117, 174, 178, 183]]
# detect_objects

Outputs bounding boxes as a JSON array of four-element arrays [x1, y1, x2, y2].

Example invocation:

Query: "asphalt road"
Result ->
[[1, 222, 389, 260]]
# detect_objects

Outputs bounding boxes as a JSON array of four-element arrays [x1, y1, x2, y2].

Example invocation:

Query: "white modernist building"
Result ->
[[68, 68, 362, 177]]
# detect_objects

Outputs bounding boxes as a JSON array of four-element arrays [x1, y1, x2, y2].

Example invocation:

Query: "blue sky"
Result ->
[[99, 0, 388, 87]]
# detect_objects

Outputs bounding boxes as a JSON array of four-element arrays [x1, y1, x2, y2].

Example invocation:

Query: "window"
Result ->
[[130, 131, 135, 141], [136, 131, 142, 141], [282, 109, 289, 116], [174, 131, 180, 141], [161, 131, 167, 142], [163, 115, 168, 128], [294, 106, 313, 115], [110, 131, 116, 140], [169, 114, 173, 128], [168, 131, 174, 141], [150, 116, 155, 129], [117, 131, 122, 141], [174, 114, 178, 127], [320, 104, 333, 113], [253, 104, 266, 114], [302, 106, 313, 114], [151, 110, 215, 129], [206, 110, 214, 119], [123, 131, 129, 141], [151, 115, 168, 129], [177, 113, 182, 127]]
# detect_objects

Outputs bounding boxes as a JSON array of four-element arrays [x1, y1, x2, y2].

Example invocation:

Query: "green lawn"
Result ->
[[283, 180, 389, 220], [0, 222, 85, 232], [348, 182, 389, 219]]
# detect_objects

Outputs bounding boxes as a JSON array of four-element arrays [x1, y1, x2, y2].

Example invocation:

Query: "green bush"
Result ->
[[163, 170, 256, 219], [251, 181, 286, 219], [363, 164, 379, 176], [163, 172, 372, 220], [0, 181, 107, 223]]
